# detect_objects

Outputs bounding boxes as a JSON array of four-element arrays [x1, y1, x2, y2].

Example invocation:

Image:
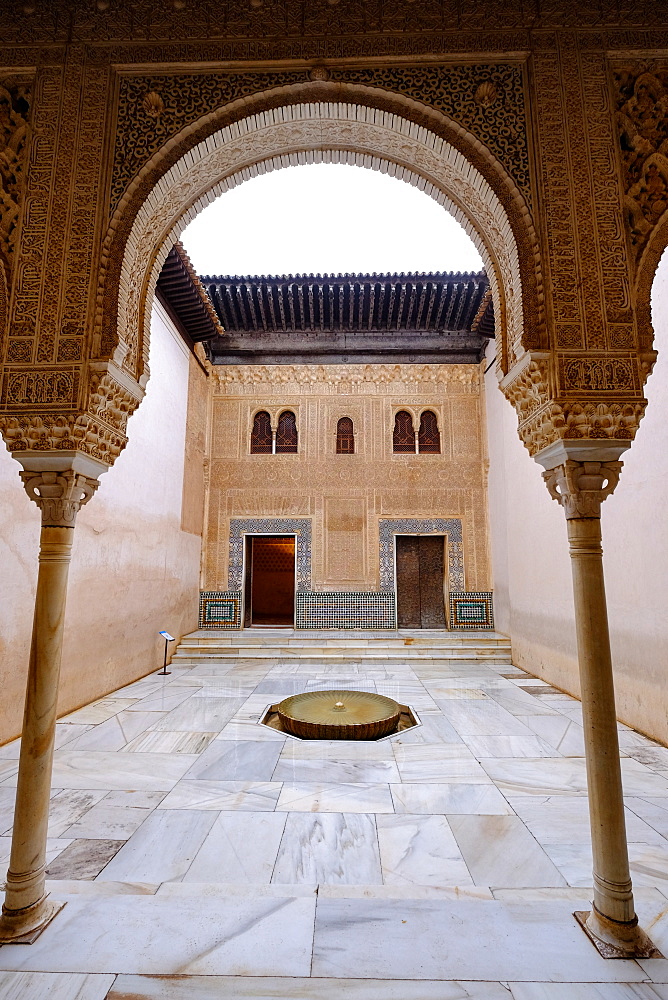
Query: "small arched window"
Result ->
[[418, 410, 441, 454], [393, 410, 415, 453], [336, 417, 355, 454], [276, 410, 298, 453], [251, 411, 272, 454]]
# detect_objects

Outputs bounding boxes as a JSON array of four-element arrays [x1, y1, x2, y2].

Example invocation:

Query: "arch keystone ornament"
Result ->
[[536, 439, 661, 960]]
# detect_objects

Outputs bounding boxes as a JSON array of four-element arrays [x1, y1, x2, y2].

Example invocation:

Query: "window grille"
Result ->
[[251, 411, 272, 453], [276, 410, 298, 453], [393, 410, 415, 453], [336, 417, 355, 454], [418, 410, 441, 453]]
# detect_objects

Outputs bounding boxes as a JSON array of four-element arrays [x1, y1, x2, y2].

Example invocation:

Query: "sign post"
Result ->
[[158, 631, 175, 675]]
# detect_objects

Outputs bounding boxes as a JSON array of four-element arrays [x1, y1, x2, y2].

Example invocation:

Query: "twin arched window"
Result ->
[[251, 410, 298, 454], [393, 410, 440, 454]]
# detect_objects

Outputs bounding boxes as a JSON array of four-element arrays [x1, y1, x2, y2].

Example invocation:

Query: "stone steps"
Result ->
[[171, 629, 513, 666]]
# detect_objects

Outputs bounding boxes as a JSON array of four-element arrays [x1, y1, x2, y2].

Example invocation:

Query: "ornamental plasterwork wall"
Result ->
[[1, 18, 667, 473], [110, 101, 529, 396], [204, 362, 490, 596]]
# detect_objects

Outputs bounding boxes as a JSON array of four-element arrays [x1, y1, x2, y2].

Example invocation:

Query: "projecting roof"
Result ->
[[201, 271, 494, 365], [156, 243, 224, 345]]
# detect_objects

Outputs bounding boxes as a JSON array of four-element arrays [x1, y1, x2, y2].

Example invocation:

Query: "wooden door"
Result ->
[[396, 535, 446, 629]]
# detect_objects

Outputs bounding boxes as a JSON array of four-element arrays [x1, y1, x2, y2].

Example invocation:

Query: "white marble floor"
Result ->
[[1, 629, 668, 998]]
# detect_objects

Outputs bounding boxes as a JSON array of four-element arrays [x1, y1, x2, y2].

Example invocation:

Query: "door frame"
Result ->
[[393, 533, 449, 629], [241, 532, 298, 628]]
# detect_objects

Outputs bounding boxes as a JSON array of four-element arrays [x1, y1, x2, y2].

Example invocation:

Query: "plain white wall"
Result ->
[[485, 250, 668, 742], [0, 301, 202, 743]]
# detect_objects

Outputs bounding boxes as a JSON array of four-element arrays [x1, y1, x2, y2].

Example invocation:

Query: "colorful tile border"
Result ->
[[296, 591, 396, 629], [378, 518, 465, 592], [228, 518, 312, 592], [199, 591, 242, 629], [449, 591, 494, 629]]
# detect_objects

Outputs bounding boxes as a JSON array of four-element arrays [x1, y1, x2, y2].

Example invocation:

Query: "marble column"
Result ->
[[536, 440, 659, 959], [0, 453, 105, 943]]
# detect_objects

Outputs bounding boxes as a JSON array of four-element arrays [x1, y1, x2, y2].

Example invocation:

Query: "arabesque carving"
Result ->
[[0, 81, 30, 267], [212, 363, 480, 394], [502, 354, 646, 455], [543, 460, 622, 519], [614, 63, 668, 263]]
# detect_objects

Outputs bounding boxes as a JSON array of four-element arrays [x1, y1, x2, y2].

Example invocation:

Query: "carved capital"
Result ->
[[542, 460, 622, 519], [20, 469, 99, 527]]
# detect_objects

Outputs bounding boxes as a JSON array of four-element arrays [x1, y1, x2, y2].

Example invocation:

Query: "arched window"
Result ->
[[336, 417, 355, 454], [418, 410, 441, 454], [276, 410, 298, 453], [393, 410, 415, 453], [251, 411, 272, 454]]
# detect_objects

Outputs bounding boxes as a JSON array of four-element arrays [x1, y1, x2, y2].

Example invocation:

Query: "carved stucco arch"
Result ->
[[634, 212, 668, 376], [98, 93, 542, 397]]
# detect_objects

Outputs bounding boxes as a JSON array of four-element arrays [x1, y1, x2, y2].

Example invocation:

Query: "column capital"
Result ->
[[14, 451, 107, 527], [541, 460, 622, 519], [534, 439, 628, 519]]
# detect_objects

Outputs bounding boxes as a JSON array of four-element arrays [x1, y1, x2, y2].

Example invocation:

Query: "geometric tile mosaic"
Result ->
[[379, 518, 464, 592], [199, 591, 242, 629], [296, 591, 396, 629], [228, 518, 312, 592], [449, 591, 494, 629]]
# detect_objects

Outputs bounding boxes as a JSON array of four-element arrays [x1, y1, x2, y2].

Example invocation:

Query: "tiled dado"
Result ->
[[199, 591, 492, 630]]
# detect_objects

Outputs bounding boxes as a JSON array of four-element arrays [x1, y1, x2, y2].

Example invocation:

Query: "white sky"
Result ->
[[181, 163, 483, 277]]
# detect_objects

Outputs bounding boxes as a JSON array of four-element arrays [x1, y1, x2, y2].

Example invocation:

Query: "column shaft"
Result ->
[[0, 525, 74, 938], [567, 517, 634, 925]]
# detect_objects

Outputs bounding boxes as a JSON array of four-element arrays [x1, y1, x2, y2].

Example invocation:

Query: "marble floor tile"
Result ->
[[508, 984, 668, 999], [35, 751, 200, 791], [216, 719, 286, 741], [45, 879, 158, 896], [627, 797, 668, 839], [107, 976, 512, 1000], [151, 696, 246, 732], [272, 812, 382, 884], [159, 779, 282, 811], [390, 783, 513, 816], [436, 701, 533, 737], [63, 712, 167, 752], [0, 972, 116, 1000], [272, 758, 401, 783], [183, 811, 287, 883], [0, 895, 316, 975], [63, 802, 155, 839], [318, 884, 494, 900], [393, 744, 476, 762], [485, 686, 561, 718], [278, 740, 394, 761], [96, 809, 217, 882], [377, 814, 473, 886], [46, 839, 125, 879], [509, 795, 667, 846], [462, 735, 559, 758], [122, 731, 216, 754], [276, 782, 394, 813], [448, 815, 567, 887], [185, 739, 283, 781], [311, 898, 645, 982], [61, 699, 138, 725], [47, 789, 108, 837], [393, 716, 465, 744], [396, 756, 491, 784], [125, 687, 194, 713]]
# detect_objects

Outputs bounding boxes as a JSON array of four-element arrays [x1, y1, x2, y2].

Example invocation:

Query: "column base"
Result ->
[[574, 909, 663, 959], [0, 896, 66, 944]]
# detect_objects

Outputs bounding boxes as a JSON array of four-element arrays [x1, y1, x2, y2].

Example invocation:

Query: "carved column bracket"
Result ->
[[542, 460, 622, 519], [20, 469, 99, 527]]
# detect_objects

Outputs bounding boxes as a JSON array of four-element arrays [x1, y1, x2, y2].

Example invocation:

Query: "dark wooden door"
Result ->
[[396, 535, 446, 629]]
